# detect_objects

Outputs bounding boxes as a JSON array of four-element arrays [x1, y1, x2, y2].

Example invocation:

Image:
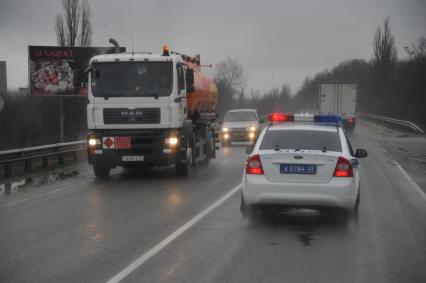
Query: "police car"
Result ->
[[241, 113, 368, 220]]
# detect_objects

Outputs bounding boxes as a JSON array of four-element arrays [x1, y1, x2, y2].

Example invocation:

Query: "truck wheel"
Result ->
[[93, 165, 110, 178], [175, 145, 193, 176]]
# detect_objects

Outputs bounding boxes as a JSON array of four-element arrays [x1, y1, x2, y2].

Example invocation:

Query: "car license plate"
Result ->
[[280, 164, 316, 174], [122, 156, 144, 162], [115, 136, 131, 149]]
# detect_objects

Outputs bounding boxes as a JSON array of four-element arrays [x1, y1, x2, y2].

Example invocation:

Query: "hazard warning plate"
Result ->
[[102, 137, 131, 149]]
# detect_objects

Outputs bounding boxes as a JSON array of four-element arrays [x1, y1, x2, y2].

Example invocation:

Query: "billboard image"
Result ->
[[29, 46, 125, 96]]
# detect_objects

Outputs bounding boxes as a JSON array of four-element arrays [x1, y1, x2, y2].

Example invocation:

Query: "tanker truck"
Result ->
[[77, 41, 219, 177]]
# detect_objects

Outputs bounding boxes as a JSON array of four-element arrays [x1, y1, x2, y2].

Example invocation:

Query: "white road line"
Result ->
[[374, 140, 426, 202], [395, 163, 426, 202], [106, 183, 242, 283]]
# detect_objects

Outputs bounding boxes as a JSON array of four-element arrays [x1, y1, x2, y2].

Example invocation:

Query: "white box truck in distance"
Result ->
[[319, 83, 357, 133]]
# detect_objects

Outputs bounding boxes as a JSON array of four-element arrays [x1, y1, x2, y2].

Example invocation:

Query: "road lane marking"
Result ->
[[106, 183, 242, 283], [374, 140, 426, 202]]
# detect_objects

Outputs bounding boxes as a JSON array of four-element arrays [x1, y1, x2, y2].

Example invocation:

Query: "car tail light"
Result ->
[[246, 154, 264, 175], [333, 156, 353, 177]]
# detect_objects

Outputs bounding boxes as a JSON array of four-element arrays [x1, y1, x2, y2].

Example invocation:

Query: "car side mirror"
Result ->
[[355, 149, 368, 158], [245, 145, 254, 154]]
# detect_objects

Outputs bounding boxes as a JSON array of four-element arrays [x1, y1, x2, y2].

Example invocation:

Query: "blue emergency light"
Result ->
[[268, 113, 342, 125]]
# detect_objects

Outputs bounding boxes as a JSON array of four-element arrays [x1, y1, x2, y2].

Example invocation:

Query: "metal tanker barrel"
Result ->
[[187, 70, 218, 122]]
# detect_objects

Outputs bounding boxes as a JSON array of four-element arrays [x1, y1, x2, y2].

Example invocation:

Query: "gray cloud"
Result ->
[[0, 0, 425, 93]]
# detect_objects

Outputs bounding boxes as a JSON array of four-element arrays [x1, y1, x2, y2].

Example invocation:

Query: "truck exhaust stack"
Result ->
[[109, 38, 120, 53]]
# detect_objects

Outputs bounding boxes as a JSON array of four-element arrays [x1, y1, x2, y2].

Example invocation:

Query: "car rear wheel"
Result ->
[[240, 197, 257, 220]]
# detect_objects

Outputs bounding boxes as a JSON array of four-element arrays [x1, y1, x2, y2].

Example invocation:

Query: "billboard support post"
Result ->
[[59, 96, 64, 142]]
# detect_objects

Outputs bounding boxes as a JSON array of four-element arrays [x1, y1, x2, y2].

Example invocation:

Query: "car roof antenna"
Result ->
[[275, 144, 280, 151], [322, 146, 327, 153]]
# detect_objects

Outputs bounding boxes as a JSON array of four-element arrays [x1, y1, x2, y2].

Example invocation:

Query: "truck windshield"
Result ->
[[91, 62, 173, 97], [224, 112, 257, 122]]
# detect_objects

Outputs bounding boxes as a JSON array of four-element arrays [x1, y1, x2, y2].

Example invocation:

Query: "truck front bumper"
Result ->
[[87, 129, 184, 167]]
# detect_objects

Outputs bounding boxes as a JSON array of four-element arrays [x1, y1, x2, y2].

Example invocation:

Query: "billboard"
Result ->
[[0, 61, 6, 93], [28, 46, 125, 96]]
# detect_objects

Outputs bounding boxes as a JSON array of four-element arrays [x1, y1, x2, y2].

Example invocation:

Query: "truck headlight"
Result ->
[[249, 126, 256, 132], [222, 127, 229, 132], [248, 132, 256, 139], [88, 138, 100, 147], [165, 137, 179, 146]]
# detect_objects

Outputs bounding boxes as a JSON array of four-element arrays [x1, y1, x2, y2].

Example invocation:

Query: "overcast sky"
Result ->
[[0, 0, 425, 94]]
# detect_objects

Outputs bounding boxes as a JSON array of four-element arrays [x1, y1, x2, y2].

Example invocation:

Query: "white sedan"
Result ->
[[241, 113, 368, 220]]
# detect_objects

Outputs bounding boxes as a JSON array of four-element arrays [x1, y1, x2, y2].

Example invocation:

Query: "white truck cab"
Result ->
[[78, 43, 217, 178]]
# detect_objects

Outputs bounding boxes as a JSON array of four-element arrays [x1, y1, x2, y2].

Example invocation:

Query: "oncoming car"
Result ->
[[241, 113, 368, 221], [221, 109, 262, 146]]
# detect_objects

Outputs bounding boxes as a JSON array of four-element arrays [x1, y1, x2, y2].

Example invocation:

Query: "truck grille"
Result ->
[[103, 108, 160, 124]]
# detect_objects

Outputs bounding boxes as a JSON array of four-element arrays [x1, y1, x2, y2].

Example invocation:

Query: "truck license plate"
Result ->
[[122, 156, 144, 162]]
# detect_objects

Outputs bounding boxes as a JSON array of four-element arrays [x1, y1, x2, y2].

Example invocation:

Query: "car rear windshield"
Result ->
[[260, 129, 342, 151]]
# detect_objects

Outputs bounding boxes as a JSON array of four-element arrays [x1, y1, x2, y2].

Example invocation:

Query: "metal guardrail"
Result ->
[[0, 141, 86, 178], [363, 114, 424, 134]]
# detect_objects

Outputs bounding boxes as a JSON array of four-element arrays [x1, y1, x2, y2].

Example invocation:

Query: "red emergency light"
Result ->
[[268, 113, 294, 123]]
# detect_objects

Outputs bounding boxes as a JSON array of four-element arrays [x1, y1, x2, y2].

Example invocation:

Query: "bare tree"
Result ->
[[79, 0, 92, 47], [405, 36, 426, 60], [214, 58, 246, 95], [214, 58, 246, 114], [55, 15, 66, 46], [54, 0, 92, 47], [63, 0, 80, 46], [373, 17, 397, 67]]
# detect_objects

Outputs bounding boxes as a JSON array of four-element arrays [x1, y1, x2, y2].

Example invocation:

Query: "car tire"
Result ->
[[240, 197, 257, 220], [93, 165, 110, 179]]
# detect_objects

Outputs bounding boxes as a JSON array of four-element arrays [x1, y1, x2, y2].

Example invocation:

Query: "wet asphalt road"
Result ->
[[1, 121, 426, 283]]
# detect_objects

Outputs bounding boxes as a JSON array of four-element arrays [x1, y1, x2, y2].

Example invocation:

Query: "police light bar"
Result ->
[[268, 113, 342, 124], [267, 113, 294, 122]]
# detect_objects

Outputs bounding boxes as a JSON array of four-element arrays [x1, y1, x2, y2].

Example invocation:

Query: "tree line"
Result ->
[[1, 17, 425, 150], [215, 18, 426, 128]]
